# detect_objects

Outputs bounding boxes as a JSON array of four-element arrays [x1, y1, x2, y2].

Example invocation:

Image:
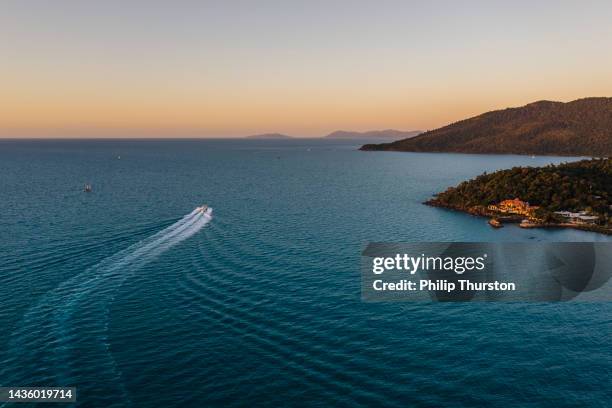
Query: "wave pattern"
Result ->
[[1, 209, 212, 407], [2, 141, 611, 407], [159, 218, 410, 407]]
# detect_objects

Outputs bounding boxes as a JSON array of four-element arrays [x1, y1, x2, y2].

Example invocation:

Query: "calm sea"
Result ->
[[0, 139, 610, 407]]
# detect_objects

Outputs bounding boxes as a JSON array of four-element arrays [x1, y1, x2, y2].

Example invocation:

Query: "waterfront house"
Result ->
[[488, 198, 538, 217], [554, 211, 599, 224]]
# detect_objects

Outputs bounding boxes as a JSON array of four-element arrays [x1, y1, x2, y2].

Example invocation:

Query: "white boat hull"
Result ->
[[196, 206, 212, 217]]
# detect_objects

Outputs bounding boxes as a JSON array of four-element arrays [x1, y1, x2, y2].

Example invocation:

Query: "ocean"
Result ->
[[0, 139, 610, 407]]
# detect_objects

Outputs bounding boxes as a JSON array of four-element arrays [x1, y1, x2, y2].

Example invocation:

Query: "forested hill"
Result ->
[[361, 98, 612, 156], [427, 158, 611, 218]]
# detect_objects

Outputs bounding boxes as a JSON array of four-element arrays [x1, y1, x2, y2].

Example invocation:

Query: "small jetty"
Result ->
[[488, 218, 503, 228], [519, 220, 537, 228]]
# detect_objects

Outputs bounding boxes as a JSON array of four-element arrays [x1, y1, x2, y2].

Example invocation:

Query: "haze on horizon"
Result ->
[[2, 0, 612, 138]]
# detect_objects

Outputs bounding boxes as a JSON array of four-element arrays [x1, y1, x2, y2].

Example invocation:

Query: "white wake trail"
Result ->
[[65, 208, 206, 294], [3, 208, 213, 406]]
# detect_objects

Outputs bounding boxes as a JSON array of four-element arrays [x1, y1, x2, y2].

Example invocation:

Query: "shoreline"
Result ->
[[359, 146, 601, 158], [517, 220, 612, 235], [425, 200, 612, 236]]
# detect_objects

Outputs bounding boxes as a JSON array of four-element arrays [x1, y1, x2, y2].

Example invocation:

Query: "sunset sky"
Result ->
[[2, 1, 612, 138]]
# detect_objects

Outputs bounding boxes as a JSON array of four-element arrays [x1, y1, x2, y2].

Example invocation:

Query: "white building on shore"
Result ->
[[554, 211, 599, 224]]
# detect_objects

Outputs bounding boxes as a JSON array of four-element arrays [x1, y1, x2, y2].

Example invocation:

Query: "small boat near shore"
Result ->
[[519, 220, 537, 228], [488, 218, 503, 228]]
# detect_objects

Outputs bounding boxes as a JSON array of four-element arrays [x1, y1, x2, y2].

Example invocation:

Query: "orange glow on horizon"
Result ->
[[2, 2, 612, 137]]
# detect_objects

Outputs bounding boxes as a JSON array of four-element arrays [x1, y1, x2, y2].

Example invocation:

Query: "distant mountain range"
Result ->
[[361, 97, 612, 156], [324, 129, 422, 140], [246, 129, 421, 140], [246, 133, 293, 139], [244, 129, 421, 140]]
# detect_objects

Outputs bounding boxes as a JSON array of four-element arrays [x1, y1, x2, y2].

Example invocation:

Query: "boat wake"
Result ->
[[2, 207, 212, 406]]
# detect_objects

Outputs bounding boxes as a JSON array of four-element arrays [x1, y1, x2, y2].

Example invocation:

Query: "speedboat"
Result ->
[[196, 204, 212, 215]]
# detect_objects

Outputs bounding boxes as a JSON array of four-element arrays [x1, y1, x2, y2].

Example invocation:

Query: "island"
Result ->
[[360, 97, 612, 156], [425, 158, 612, 235]]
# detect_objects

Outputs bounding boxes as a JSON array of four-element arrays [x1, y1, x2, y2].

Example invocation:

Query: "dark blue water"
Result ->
[[1, 139, 610, 407]]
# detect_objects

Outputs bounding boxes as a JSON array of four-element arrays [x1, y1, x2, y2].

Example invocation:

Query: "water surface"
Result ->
[[0, 139, 609, 407]]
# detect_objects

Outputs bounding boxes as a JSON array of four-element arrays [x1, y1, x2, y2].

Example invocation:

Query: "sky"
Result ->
[[2, 0, 612, 138]]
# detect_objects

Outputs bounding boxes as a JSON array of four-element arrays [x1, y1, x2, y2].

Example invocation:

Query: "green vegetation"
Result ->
[[427, 158, 612, 227], [361, 97, 612, 156]]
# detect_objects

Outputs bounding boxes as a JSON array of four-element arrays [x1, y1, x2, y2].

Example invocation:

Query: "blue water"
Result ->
[[0, 139, 610, 407]]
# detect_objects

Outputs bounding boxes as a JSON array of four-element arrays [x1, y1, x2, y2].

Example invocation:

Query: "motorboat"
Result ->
[[488, 218, 503, 228], [196, 204, 212, 216]]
